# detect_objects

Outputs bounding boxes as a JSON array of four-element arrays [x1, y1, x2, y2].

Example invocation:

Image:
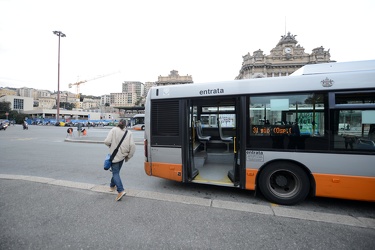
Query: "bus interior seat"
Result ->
[[356, 138, 375, 150], [217, 119, 233, 151], [196, 120, 211, 151]]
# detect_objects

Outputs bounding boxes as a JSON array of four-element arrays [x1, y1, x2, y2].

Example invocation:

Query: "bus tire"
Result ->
[[141, 125, 145, 130], [258, 162, 310, 205]]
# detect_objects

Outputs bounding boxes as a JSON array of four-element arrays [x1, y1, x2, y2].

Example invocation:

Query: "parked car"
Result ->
[[64, 122, 74, 127], [54, 121, 65, 127]]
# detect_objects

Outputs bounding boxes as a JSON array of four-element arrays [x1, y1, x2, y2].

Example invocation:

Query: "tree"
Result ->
[[13, 112, 28, 124], [0, 101, 11, 119], [60, 102, 74, 110], [0, 101, 11, 112]]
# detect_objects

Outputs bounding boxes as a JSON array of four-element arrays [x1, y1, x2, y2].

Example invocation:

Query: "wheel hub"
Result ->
[[275, 175, 288, 187]]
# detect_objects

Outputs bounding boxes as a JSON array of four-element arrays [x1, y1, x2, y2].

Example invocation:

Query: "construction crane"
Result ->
[[68, 72, 119, 107]]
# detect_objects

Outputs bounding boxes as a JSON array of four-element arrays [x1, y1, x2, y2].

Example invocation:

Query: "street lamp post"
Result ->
[[53, 31, 66, 124]]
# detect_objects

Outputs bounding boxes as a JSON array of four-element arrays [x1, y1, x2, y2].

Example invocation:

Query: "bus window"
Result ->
[[218, 114, 235, 128], [332, 91, 375, 152], [333, 110, 375, 151], [200, 115, 210, 126], [248, 93, 328, 151]]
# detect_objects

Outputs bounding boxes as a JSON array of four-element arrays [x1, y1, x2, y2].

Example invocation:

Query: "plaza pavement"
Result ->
[[1, 128, 374, 248], [2, 176, 374, 249]]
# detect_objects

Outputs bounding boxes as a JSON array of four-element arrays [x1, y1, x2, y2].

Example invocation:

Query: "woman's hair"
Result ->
[[118, 119, 126, 130]]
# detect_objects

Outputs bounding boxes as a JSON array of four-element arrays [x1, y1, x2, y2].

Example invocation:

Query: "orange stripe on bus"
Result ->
[[144, 162, 152, 176], [313, 173, 375, 202], [245, 169, 258, 190], [151, 162, 183, 182]]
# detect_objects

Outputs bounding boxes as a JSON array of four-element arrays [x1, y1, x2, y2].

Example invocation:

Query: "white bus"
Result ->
[[132, 114, 145, 130], [144, 60, 375, 205]]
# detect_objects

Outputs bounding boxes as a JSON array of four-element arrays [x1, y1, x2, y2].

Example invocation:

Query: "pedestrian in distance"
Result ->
[[23, 120, 28, 130], [104, 119, 136, 201], [77, 122, 82, 137]]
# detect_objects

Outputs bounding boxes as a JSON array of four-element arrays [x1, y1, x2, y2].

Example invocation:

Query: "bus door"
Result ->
[[187, 97, 245, 187], [184, 99, 199, 182], [228, 96, 246, 187]]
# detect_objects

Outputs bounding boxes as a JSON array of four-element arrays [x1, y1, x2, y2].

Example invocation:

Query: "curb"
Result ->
[[64, 138, 104, 144], [1, 174, 374, 230]]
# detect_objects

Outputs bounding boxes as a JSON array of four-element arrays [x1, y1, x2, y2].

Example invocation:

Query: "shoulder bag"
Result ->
[[104, 130, 128, 170]]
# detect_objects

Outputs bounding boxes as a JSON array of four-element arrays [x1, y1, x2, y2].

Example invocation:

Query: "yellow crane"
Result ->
[[68, 72, 119, 107]]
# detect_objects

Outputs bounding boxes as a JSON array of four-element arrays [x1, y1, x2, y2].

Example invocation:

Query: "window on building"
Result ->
[[14, 98, 24, 110]]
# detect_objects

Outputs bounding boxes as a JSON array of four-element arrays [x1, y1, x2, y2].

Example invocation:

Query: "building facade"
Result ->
[[110, 92, 138, 107], [143, 82, 156, 97], [100, 94, 111, 106], [37, 97, 56, 109], [82, 98, 99, 110], [122, 81, 144, 99], [0, 95, 34, 111], [236, 32, 334, 79], [0, 87, 17, 96], [156, 70, 193, 86], [17, 87, 35, 98], [21, 108, 118, 121], [36, 90, 52, 98]]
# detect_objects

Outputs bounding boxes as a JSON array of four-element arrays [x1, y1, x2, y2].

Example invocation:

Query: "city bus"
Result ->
[[132, 114, 145, 130], [143, 60, 375, 205]]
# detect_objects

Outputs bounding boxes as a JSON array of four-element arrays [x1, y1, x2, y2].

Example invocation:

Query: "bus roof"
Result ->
[[291, 60, 375, 76], [148, 60, 375, 100]]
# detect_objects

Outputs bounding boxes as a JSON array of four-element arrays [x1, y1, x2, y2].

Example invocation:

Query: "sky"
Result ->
[[1, 0, 374, 96]]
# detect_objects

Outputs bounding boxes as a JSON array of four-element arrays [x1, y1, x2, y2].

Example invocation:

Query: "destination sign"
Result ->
[[252, 125, 293, 135]]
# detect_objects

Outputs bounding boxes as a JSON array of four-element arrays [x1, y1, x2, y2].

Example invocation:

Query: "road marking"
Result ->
[[0, 174, 374, 229]]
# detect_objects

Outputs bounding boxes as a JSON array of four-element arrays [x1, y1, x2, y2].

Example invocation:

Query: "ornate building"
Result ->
[[236, 32, 335, 79], [156, 70, 193, 86]]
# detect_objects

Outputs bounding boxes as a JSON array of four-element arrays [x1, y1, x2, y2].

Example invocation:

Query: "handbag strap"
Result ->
[[110, 130, 128, 161]]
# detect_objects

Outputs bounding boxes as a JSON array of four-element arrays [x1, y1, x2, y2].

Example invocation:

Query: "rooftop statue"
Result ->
[[277, 32, 298, 46]]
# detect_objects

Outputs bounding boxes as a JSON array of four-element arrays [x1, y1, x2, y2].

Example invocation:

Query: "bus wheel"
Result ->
[[141, 125, 145, 130], [258, 162, 310, 205]]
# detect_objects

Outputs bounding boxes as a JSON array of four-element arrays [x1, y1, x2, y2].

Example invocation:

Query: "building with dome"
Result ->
[[236, 32, 335, 79]]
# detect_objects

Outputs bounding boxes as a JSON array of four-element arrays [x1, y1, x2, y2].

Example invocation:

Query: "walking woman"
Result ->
[[104, 119, 136, 201]]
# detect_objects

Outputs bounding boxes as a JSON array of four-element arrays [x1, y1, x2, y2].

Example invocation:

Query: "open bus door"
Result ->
[[186, 97, 245, 188], [183, 99, 199, 182], [228, 96, 246, 187]]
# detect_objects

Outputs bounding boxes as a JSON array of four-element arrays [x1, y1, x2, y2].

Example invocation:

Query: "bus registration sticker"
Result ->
[[246, 150, 264, 162]]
